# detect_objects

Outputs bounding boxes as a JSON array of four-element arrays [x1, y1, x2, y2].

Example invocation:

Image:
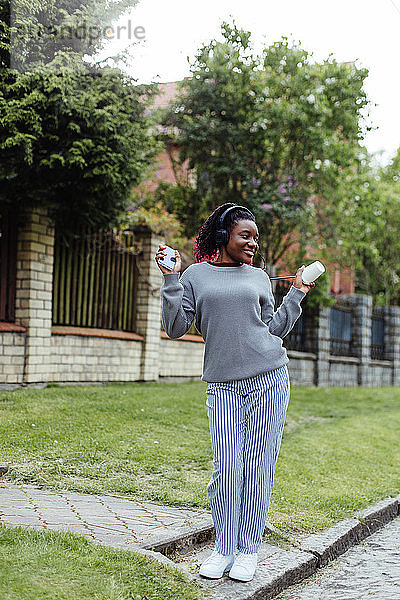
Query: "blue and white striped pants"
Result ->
[[205, 364, 290, 556]]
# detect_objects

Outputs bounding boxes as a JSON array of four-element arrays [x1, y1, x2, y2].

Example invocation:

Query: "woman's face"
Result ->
[[221, 219, 259, 264]]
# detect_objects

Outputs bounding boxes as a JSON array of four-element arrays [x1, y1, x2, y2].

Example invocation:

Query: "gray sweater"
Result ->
[[161, 261, 306, 382]]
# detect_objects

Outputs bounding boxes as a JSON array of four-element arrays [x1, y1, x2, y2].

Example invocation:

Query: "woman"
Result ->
[[155, 203, 315, 583]]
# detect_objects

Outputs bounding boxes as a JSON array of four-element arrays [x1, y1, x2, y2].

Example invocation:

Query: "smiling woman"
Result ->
[[154, 202, 315, 582], [192, 203, 259, 265], [213, 216, 259, 265]]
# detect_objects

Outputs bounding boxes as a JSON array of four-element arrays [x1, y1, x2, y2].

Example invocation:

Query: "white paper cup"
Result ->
[[302, 261, 325, 284]]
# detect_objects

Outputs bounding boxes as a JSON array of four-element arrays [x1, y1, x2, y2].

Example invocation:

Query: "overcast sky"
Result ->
[[94, 0, 400, 167]]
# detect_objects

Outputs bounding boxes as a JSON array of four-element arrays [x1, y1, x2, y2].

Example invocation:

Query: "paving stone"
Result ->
[[0, 499, 32, 508], [100, 509, 148, 521], [115, 514, 164, 524], [80, 514, 127, 524], [83, 523, 135, 535], [0, 489, 30, 502], [94, 497, 145, 510], [39, 517, 83, 526], [36, 507, 78, 516], [144, 516, 185, 527], [1, 514, 44, 526], [120, 523, 173, 540], [60, 493, 101, 503], [32, 499, 73, 508], [44, 523, 92, 534], [67, 503, 114, 515], [72, 509, 120, 520], [0, 508, 38, 518], [90, 534, 142, 549], [83, 522, 136, 534], [117, 518, 179, 533]]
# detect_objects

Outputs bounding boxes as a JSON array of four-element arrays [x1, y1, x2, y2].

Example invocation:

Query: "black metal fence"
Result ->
[[0, 211, 17, 322], [53, 229, 139, 332], [371, 311, 385, 360], [329, 305, 353, 356]]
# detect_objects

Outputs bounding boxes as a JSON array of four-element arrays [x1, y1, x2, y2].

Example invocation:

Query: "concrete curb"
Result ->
[[154, 494, 400, 599], [141, 520, 281, 557], [141, 522, 215, 556], [298, 496, 400, 569]]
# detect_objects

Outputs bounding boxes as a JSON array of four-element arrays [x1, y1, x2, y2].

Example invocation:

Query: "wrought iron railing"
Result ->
[[0, 211, 17, 322], [329, 305, 353, 356], [53, 229, 138, 332], [371, 311, 385, 360]]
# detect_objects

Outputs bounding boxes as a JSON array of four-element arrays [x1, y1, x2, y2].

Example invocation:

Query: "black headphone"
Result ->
[[215, 205, 255, 246], [215, 204, 268, 271]]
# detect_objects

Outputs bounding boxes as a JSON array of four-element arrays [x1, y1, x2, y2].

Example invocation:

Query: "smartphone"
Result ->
[[157, 245, 177, 271]]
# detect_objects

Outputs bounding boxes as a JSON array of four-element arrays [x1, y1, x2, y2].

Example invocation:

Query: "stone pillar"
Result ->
[[347, 294, 373, 386], [310, 306, 330, 387], [133, 225, 163, 381], [14, 207, 54, 386], [384, 305, 400, 386]]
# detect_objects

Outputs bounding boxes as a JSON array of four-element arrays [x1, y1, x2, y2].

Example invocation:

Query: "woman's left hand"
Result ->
[[293, 265, 316, 294]]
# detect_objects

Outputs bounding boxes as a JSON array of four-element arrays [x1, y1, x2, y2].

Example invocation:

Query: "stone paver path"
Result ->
[[274, 516, 400, 600], [2, 482, 400, 600], [0, 482, 212, 554]]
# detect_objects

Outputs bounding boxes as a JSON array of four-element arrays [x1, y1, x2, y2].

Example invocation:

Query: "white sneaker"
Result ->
[[229, 551, 258, 582], [199, 549, 235, 579]]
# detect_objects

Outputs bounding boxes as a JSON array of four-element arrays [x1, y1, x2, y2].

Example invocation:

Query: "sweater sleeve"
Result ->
[[261, 275, 306, 338], [161, 270, 196, 339]]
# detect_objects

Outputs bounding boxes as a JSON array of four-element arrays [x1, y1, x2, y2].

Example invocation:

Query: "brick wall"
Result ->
[[0, 327, 25, 388], [50, 330, 143, 383], [159, 334, 204, 379]]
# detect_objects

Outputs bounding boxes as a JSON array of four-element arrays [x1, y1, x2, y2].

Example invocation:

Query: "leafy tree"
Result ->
[[3, 0, 139, 72], [114, 187, 186, 253], [0, 0, 160, 235], [333, 147, 400, 305], [157, 21, 372, 272], [379, 146, 400, 185]]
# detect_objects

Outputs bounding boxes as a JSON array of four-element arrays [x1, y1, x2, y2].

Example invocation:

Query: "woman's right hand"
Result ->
[[155, 244, 182, 275]]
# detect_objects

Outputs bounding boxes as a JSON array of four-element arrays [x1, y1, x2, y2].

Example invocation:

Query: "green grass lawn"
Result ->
[[0, 525, 204, 600], [1, 381, 400, 534]]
